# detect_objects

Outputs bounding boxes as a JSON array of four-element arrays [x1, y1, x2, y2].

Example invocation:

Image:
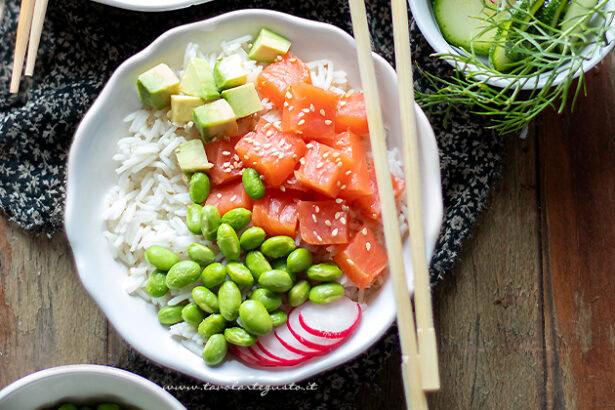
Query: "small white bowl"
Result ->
[[65, 9, 443, 386], [408, 0, 615, 89], [0, 364, 185, 409], [90, 0, 210, 12]]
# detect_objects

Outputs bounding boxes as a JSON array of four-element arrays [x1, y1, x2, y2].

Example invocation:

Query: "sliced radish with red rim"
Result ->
[[274, 326, 322, 357], [257, 333, 311, 366], [287, 308, 347, 351], [298, 297, 362, 339]]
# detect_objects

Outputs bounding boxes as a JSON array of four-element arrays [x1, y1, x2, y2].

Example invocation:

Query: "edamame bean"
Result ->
[[270, 310, 288, 327], [239, 300, 272, 336], [260, 236, 296, 259], [288, 280, 311, 307], [218, 281, 242, 321], [158, 305, 183, 325], [97, 405, 120, 410], [245, 251, 272, 280], [271, 259, 295, 282], [145, 245, 179, 271], [224, 327, 257, 346], [186, 203, 203, 234], [249, 288, 282, 312], [309, 283, 345, 304], [181, 302, 204, 328], [165, 260, 201, 289], [192, 286, 219, 313], [202, 333, 228, 366], [198, 314, 227, 339], [201, 204, 221, 241], [221, 208, 252, 231], [187, 243, 216, 265], [258, 269, 294, 292], [189, 172, 210, 203], [226, 262, 254, 287], [217, 223, 241, 261], [307, 263, 343, 282], [145, 269, 168, 298], [287, 248, 313, 273], [201, 263, 227, 288], [239, 227, 266, 250], [242, 168, 266, 200]]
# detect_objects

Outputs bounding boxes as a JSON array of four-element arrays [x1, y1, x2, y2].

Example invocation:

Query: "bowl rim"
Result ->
[[89, 0, 210, 12], [65, 9, 443, 386], [0, 364, 186, 409]]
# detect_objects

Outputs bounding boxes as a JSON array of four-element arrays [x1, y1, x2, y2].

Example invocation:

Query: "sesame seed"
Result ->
[[335, 212, 341, 220], [335, 198, 343, 203], [316, 162, 324, 169], [233, 154, 239, 161], [323, 152, 330, 158], [286, 91, 293, 99], [276, 55, 283, 61], [312, 214, 318, 223], [302, 108, 310, 114], [266, 130, 274, 137], [346, 258, 354, 265], [222, 150, 231, 156], [340, 185, 346, 189], [224, 168, 231, 173], [230, 195, 237, 202], [292, 154, 298, 160], [284, 101, 289, 107], [288, 106, 294, 112], [332, 228, 339, 236], [316, 234, 323, 241], [216, 193, 222, 198], [325, 220, 332, 226], [253, 162, 258, 166], [223, 161, 231, 167], [314, 206, 320, 213], [332, 152, 340, 158], [280, 186, 286, 192], [336, 181, 341, 187], [297, 130, 303, 134], [300, 158, 306, 165], [362, 227, 368, 235], [309, 104, 315, 112], [274, 121, 282, 128], [340, 101, 347, 107], [340, 217, 347, 225], [289, 57, 297, 62], [366, 242, 371, 251], [345, 170, 352, 175], [325, 120, 333, 125], [342, 205, 349, 211], [259, 174, 265, 180], [298, 119, 306, 126], [320, 109, 326, 117], [306, 143, 314, 148]]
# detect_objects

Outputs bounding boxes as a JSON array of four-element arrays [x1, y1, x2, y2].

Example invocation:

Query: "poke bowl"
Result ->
[[65, 9, 443, 386], [90, 0, 211, 12]]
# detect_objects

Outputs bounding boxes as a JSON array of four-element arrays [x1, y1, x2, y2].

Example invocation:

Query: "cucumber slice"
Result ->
[[434, 0, 503, 56], [560, 0, 598, 33], [536, 0, 569, 26]]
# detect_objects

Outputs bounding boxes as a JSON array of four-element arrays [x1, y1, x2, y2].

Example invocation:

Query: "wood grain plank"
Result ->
[[540, 54, 615, 409], [0, 217, 109, 387]]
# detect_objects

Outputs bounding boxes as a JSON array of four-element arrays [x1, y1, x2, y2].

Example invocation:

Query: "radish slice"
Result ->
[[287, 308, 347, 351], [298, 297, 362, 339], [274, 326, 322, 357], [257, 333, 311, 366], [248, 344, 284, 366], [230, 345, 279, 367]]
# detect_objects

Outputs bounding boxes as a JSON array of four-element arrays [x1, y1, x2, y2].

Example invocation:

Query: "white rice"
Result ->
[[103, 36, 407, 356]]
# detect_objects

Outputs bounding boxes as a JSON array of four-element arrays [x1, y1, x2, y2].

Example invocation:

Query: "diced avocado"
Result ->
[[221, 83, 263, 118], [213, 54, 248, 91], [247, 28, 292, 63], [175, 139, 212, 172], [170, 95, 203, 123], [193, 99, 238, 141], [136, 63, 180, 110], [179, 58, 220, 101]]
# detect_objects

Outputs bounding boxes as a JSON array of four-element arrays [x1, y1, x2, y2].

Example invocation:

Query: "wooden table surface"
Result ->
[[1, 48, 614, 409]]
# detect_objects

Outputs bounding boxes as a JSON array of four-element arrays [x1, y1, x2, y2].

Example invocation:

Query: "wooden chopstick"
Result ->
[[391, 0, 441, 392], [347, 0, 428, 408], [10, 0, 36, 93], [25, 0, 49, 76]]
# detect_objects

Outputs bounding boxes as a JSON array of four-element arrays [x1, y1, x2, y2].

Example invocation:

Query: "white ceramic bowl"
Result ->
[[65, 9, 443, 386], [0, 364, 185, 409], [408, 0, 615, 89], [91, 0, 210, 12]]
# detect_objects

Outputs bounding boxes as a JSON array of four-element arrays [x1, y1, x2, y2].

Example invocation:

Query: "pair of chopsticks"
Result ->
[[9, 0, 49, 94], [347, 0, 440, 408]]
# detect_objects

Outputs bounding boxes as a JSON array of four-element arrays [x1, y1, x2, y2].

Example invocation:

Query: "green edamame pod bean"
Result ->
[[145, 269, 168, 298], [165, 260, 201, 289], [145, 245, 179, 271], [224, 327, 257, 346], [271, 259, 295, 282], [287, 248, 313, 273], [189, 172, 210, 203], [58, 405, 78, 410], [217, 223, 241, 261], [186, 203, 203, 234], [239, 300, 272, 336], [192, 286, 219, 313], [226, 262, 254, 287], [307, 263, 343, 282], [239, 227, 266, 250], [198, 314, 227, 339], [288, 280, 311, 307], [309, 283, 345, 304], [181, 302, 204, 328], [201, 263, 227, 288], [249, 288, 282, 312], [202, 333, 228, 366], [158, 305, 183, 325], [245, 251, 272, 280], [242, 168, 266, 200], [218, 281, 242, 321], [258, 269, 294, 292], [201, 205, 221, 241], [221, 208, 252, 231], [270, 310, 288, 327], [188, 243, 216, 265], [97, 405, 120, 410], [260, 236, 296, 259]]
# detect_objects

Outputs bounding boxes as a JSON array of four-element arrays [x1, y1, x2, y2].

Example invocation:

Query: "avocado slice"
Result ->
[[213, 54, 248, 91], [170, 95, 203, 123], [221, 83, 263, 118], [247, 28, 292, 63], [193, 99, 238, 141], [175, 139, 212, 173], [136, 63, 180, 110], [179, 58, 220, 102]]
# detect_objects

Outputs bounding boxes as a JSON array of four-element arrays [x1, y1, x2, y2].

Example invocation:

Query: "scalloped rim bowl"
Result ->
[[408, 0, 615, 89], [90, 0, 210, 12], [65, 9, 443, 386], [0, 365, 185, 409]]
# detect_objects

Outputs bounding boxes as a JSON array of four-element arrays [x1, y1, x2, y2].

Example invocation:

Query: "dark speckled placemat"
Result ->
[[0, 0, 503, 408]]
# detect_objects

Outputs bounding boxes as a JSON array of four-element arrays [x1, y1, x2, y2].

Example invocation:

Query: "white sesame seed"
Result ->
[[346, 258, 354, 265], [366, 242, 371, 251], [335, 198, 343, 203], [280, 186, 286, 192], [342, 205, 349, 211], [288, 106, 294, 112], [340, 217, 347, 225], [323, 152, 330, 158], [340, 101, 347, 107], [332, 228, 339, 236], [216, 193, 222, 198], [253, 162, 258, 166], [309, 104, 315, 112], [222, 150, 231, 156], [306, 143, 313, 148], [334, 212, 341, 220], [289, 57, 297, 62], [312, 214, 317, 223], [274, 121, 282, 128], [316, 162, 324, 169], [325, 220, 332, 226], [336, 181, 341, 187], [300, 158, 306, 165], [325, 120, 333, 125], [266, 130, 274, 137], [345, 170, 352, 175], [320, 109, 326, 117], [292, 154, 298, 160], [298, 119, 306, 126], [222, 161, 231, 167], [233, 154, 239, 161], [230, 195, 237, 202], [286, 91, 293, 99], [284, 101, 289, 107], [340, 185, 346, 189], [302, 108, 310, 114], [316, 234, 323, 241], [362, 227, 368, 235], [332, 152, 340, 158], [336, 162, 343, 168], [276, 55, 283, 61], [314, 206, 320, 213]]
